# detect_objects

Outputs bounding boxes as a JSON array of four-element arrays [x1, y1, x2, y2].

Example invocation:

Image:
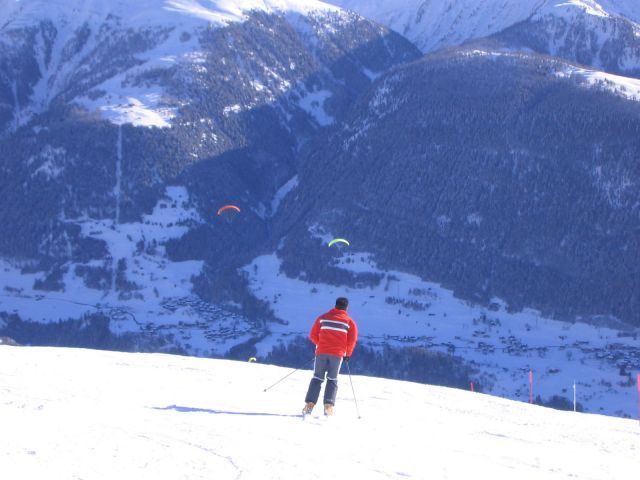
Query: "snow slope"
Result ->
[[0, 0, 344, 128], [329, 0, 640, 52], [537, 0, 640, 21], [556, 64, 640, 100], [1, 346, 638, 480], [0, 0, 341, 29]]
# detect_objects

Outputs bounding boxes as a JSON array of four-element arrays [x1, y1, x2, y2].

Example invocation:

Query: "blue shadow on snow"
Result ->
[[153, 405, 301, 418]]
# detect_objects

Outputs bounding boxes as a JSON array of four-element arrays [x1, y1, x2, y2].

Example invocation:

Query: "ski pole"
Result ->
[[344, 359, 361, 419], [263, 358, 315, 392]]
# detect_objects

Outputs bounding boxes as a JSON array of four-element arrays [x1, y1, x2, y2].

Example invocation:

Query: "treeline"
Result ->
[[259, 335, 589, 412], [262, 335, 477, 391], [0, 312, 174, 353]]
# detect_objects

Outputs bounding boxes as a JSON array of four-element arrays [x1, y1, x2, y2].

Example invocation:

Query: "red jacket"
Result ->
[[309, 308, 358, 358]]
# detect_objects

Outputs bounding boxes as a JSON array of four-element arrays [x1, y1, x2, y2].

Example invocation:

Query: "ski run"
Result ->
[[1, 346, 638, 480]]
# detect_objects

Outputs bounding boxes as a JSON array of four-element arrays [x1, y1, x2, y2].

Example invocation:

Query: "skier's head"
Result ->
[[335, 297, 349, 310]]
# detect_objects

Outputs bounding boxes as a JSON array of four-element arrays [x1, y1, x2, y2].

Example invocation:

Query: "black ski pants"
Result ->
[[304, 354, 343, 406]]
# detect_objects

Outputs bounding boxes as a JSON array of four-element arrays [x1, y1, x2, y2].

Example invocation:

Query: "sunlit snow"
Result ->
[[0, 346, 637, 479], [556, 65, 640, 101]]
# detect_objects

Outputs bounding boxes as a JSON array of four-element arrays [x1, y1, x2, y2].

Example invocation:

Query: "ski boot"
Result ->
[[302, 402, 315, 416]]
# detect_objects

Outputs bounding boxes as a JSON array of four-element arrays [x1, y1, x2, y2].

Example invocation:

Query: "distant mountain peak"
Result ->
[[537, 0, 640, 21], [540, 0, 610, 18], [328, 0, 640, 52], [0, 0, 342, 30]]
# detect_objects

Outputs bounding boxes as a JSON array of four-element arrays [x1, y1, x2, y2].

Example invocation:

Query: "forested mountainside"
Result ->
[[0, 0, 418, 272], [275, 47, 640, 327]]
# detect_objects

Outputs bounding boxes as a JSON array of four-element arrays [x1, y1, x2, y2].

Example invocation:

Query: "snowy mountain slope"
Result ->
[[1, 346, 638, 480], [536, 0, 640, 21], [486, 0, 640, 76], [555, 64, 640, 100], [0, 0, 419, 209], [0, 0, 419, 351], [330, 0, 542, 53], [266, 44, 640, 395], [329, 0, 640, 59], [0, 0, 343, 27], [0, 186, 262, 356], [0, 0, 354, 130], [0, 0, 421, 372]]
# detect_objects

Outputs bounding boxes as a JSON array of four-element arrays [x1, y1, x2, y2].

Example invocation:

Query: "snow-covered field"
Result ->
[[1, 345, 638, 480]]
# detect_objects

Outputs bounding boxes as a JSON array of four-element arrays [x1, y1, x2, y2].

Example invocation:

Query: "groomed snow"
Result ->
[[1, 346, 638, 480]]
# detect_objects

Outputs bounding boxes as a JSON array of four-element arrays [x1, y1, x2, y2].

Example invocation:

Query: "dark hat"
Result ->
[[335, 297, 349, 310]]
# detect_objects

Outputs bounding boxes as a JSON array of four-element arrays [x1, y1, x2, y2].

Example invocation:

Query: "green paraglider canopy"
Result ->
[[328, 238, 350, 247]]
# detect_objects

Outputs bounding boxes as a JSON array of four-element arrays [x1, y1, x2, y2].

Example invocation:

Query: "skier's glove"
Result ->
[[343, 356, 350, 361]]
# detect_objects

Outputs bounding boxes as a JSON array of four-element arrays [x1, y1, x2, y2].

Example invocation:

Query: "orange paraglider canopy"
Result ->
[[217, 204, 241, 216]]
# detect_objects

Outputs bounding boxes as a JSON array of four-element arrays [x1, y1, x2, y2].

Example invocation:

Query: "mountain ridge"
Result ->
[[329, 0, 640, 55]]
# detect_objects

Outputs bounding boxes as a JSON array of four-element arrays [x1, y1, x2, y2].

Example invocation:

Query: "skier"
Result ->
[[302, 297, 358, 416]]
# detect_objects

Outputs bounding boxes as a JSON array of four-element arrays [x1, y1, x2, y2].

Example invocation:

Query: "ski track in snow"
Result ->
[[0, 347, 638, 480]]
